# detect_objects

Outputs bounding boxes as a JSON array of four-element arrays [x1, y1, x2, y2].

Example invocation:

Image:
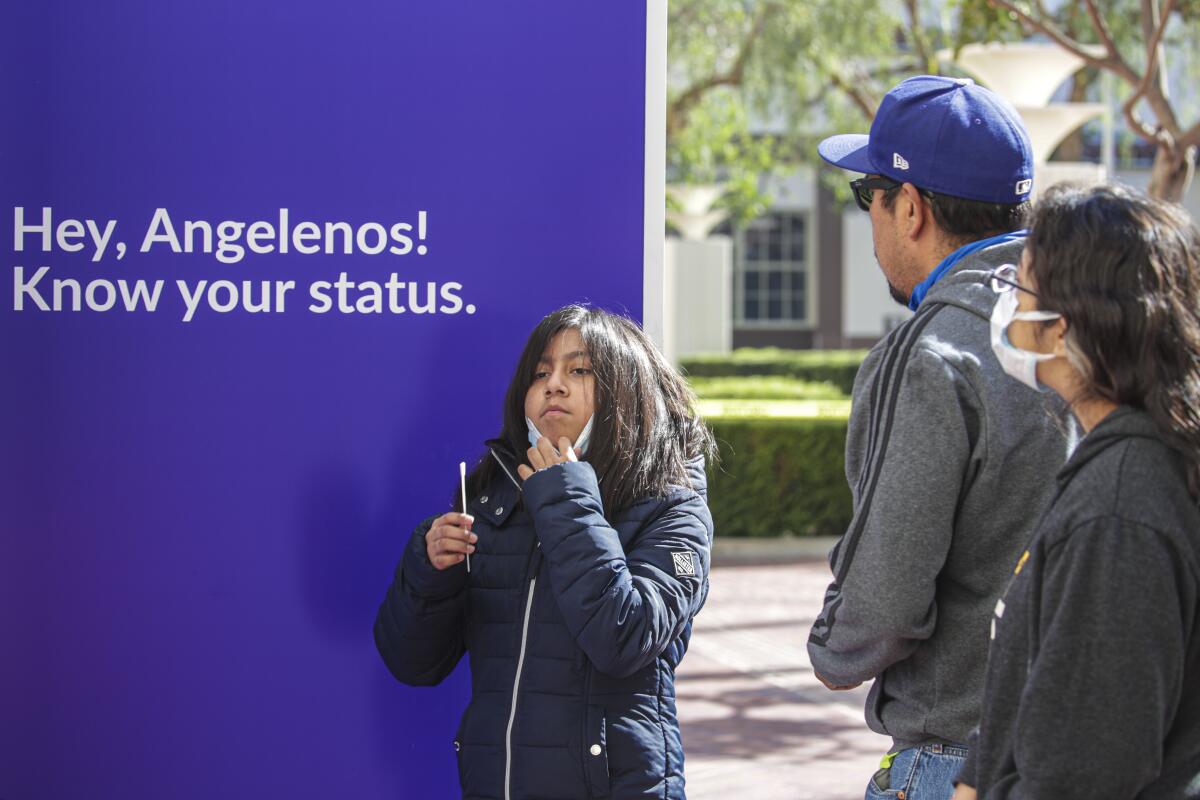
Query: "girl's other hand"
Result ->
[[425, 512, 476, 570], [518, 436, 578, 481]]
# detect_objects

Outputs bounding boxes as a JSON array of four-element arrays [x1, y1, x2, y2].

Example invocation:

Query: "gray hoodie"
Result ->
[[808, 238, 1075, 751]]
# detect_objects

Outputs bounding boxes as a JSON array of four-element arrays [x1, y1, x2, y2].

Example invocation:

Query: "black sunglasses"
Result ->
[[849, 176, 901, 212]]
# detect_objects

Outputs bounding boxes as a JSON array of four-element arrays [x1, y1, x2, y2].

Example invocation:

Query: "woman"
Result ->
[[954, 183, 1200, 799], [374, 305, 715, 799]]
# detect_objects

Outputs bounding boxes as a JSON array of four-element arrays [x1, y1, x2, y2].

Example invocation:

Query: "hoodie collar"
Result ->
[[918, 237, 1026, 322], [909, 230, 1027, 311], [1056, 406, 1162, 488], [464, 439, 523, 526], [484, 439, 523, 491]]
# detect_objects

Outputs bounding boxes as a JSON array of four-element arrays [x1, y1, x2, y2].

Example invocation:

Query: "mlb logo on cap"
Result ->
[[818, 75, 1034, 204]]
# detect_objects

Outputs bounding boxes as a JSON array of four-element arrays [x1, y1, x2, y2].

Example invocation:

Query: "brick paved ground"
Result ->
[[677, 559, 885, 800]]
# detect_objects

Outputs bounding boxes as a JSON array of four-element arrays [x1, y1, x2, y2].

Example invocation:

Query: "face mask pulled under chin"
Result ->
[[989, 289, 1061, 392], [525, 414, 594, 455]]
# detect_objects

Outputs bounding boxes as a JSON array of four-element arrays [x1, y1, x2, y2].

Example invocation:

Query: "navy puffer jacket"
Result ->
[[374, 443, 713, 799]]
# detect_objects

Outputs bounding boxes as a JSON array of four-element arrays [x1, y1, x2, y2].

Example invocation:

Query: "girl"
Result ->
[[955, 183, 1200, 798], [375, 305, 715, 799]]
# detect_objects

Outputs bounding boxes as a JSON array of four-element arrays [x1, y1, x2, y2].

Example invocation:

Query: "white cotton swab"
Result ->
[[460, 461, 470, 573]]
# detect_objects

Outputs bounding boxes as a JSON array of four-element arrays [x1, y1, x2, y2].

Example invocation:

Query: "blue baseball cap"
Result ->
[[818, 75, 1034, 204]]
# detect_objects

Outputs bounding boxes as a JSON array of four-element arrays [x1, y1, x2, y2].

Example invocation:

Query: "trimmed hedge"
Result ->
[[688, 375, 847, 401], [682, 348, 869, 396], [705, 415, 851, 538]]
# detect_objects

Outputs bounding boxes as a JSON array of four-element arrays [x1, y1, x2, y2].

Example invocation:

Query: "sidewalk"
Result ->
[[677, 553, 885, 799]]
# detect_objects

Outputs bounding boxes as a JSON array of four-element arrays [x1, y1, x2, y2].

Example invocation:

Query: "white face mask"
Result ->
[[989, 289, 1061, 392], [525, 414, 594, 455]]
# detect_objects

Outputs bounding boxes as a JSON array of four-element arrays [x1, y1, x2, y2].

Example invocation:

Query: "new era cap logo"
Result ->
[[893, 153, 910, 170], [671, 551, 696, 577], [1015, 179, 1032, 195]]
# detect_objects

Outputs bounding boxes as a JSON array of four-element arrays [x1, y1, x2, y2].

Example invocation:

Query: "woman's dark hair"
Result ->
[[1026, 182, 1200, 499], [465, 305, 716, 513]]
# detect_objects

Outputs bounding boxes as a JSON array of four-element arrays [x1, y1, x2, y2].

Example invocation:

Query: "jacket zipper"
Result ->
[[505, 575, 537, 800], [488, 445, 534, 800], [489, 448, 522, 490]]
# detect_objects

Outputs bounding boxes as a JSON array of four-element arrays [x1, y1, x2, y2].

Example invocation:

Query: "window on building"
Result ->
[[735, 212, 809, 326]]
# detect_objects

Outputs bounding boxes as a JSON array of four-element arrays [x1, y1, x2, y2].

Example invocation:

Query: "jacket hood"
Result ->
[[683, 453, 709, 500], [923, 237, 1025, 321], [1056, 406, 1164, 488]]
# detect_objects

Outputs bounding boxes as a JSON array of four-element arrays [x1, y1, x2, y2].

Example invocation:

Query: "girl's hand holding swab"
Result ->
[[425, 512, 475, 571]]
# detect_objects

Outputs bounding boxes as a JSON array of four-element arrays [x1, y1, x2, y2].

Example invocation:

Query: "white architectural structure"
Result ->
[[948, 42, 1104, 107], [662, 183, 735, 361], [663, 237, 733, 362], [665, 183, 730, 240], [950, 42, 1109, 196]]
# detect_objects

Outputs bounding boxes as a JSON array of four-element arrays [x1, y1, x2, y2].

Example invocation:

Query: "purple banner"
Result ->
[[0, 2, 651, 797]]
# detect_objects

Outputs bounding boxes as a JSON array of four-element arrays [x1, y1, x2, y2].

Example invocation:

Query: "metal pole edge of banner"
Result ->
[[642, 0, 667, 347]]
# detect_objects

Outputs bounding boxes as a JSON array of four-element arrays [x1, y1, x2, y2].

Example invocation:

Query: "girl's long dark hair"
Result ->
[[1026, 183, 1200, 500], [465, 305, 715, 513]]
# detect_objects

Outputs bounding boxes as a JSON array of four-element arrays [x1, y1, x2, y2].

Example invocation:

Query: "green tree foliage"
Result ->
[[668, 0, 1200, 206], [667, 0, 935, 218], [668, 91, 776, 223]]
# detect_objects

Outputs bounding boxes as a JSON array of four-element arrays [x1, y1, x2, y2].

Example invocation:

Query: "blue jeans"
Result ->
[[864, 743, 968, 800]]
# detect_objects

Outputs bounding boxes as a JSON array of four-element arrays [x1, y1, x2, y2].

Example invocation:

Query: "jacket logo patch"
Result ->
[[671, 551, 696, 577]]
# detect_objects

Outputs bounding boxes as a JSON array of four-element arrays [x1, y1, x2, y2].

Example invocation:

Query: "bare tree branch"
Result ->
[[1123, 103, 1167, 142], [1137, 0, 1162, 56], [902, 0, 935, 72], [829, 72, 879, 120], [1083, 0, 1127, 65], [1122, 0, 1179, 138], [1179, 119, 1200, 150], [803, 49, 887, 121], [667, 2, 776, 140], [987, 0, 1121, 73], [988, 0, 1189, 143], [1145, 0, 1173, 102]]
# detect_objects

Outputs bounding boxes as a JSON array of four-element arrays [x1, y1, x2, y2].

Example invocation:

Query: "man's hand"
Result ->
[[951, 784, 977, 800], [517, 435, 578, 481], [815, 670, 862, 691], [424, 512, 476, 570]]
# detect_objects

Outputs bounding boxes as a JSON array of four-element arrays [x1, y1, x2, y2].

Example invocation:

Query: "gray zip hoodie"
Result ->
[[808, 238, 1075, 752]]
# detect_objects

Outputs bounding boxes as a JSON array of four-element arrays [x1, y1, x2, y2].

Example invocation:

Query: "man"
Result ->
[[807, 75, 1075, 800]]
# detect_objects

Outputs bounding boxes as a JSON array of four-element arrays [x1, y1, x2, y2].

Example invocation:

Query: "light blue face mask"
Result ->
[[989, 288, 1061, 392], [525, 414, 593, 455]]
